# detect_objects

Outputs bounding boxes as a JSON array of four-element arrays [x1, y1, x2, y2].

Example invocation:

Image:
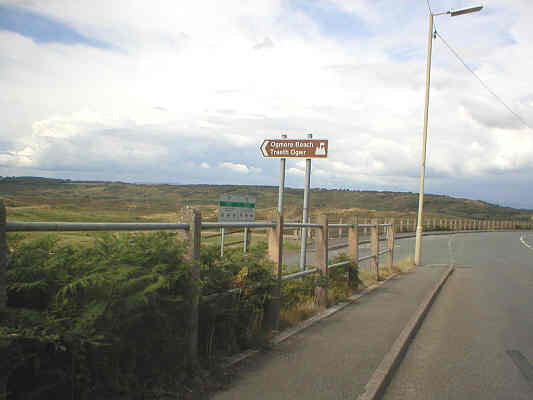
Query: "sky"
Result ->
[[0, 0, 532, 209]]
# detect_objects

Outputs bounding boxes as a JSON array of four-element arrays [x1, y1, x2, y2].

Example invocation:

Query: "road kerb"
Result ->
[[356, 264, 455, 400]]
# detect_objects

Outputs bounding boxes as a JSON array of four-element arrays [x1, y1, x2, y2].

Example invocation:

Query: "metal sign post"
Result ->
[[299, 133, 312, 271], [278, 134, 287, 214], [260, 135, 328, 272], [218, 194, 256, 256]]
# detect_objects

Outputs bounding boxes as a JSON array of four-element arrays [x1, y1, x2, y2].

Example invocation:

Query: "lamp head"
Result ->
[[449, 5, 483, 17]]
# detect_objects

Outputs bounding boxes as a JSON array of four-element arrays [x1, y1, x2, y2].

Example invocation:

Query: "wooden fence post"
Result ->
[[338, 217, 343, 238], [266, 211, 283, 331], [387, 219, 395, 269], [243, 227, 252, 252], [185, 209, 201, 367], [314, 214, 329, 307], [1, 200, 7, 320], [348, 216, 359, 288], [0, 203, 5, 400], [371, 218, 379, 280]]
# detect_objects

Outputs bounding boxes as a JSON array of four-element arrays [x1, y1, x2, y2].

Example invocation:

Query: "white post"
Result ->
[[278, 134, 287, 214], [243, 227, 249, 253], [299, 133, 312, 271]]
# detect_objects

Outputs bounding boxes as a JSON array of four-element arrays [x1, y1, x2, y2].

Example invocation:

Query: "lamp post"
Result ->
[[414, 5, 483, 266]]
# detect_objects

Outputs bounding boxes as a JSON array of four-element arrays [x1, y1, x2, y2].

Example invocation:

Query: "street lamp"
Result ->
[[414, 5, 483, 267]]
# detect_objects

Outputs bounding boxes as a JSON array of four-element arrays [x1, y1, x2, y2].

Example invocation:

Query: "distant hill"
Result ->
[[1, 177, 531, 222]]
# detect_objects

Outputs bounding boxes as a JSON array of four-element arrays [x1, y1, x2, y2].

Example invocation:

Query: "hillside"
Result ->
[[1, 176, 531, 223]]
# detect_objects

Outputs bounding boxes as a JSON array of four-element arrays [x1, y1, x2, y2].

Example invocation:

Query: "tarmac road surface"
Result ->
[[383, 231, 533, 400]]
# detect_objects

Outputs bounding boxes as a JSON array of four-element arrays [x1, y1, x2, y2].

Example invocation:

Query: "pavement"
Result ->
[[212, 264, 450, 400]]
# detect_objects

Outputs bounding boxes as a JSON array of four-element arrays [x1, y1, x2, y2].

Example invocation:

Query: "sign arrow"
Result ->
[[260, 140, 270, 157]]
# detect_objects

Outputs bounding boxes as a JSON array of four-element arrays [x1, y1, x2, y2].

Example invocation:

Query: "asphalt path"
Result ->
[[383, 231, 533, 399]]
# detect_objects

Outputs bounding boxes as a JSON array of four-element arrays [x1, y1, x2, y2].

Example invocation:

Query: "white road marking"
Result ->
[[520, 234, 533, 251]]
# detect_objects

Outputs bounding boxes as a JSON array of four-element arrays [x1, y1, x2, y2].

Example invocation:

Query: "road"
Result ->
[[383, 231, 533, 399]]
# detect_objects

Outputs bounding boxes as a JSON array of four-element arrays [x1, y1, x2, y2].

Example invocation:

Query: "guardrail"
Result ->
[[3, 199, 529, 363], [0, 202, 393, 352]]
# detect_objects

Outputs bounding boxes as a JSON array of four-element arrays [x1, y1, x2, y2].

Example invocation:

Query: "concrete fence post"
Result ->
[[399, 219, 404, 233], [266, 211, 283, 331], [185, 209, 201, 367], [338, 217, 343, 238], [348, 216, 359, 288], [315, 214, 328, 307], [387, 219, 395, 269], [371, 218, 379, 280]]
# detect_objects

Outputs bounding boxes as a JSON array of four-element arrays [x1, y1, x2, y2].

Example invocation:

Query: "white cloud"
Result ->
[[1, 1, 533, 207], [219, 162, 261, 174], [287, 167, 305, 176]]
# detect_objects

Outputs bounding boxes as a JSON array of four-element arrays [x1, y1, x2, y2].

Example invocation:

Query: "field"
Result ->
[[2, 176, 531, 223], [1, 176, 532, 248], [4, 176, 530, 398]]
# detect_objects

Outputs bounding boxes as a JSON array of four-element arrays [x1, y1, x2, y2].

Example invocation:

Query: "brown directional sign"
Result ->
[[260, 139, 328, 158]]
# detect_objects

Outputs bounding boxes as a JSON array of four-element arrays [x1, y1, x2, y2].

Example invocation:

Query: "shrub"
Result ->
[[2, 233, 274, 399]]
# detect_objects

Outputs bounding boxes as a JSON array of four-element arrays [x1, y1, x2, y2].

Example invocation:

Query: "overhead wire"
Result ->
[[434, 30, 531, 130], [425, 0, 433, 14], [424, 0, 530, 130]]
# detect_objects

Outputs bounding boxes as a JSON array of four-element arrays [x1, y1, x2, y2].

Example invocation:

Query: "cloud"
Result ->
[[219, 162, 262, 174], [1, 1, 533, 208]]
